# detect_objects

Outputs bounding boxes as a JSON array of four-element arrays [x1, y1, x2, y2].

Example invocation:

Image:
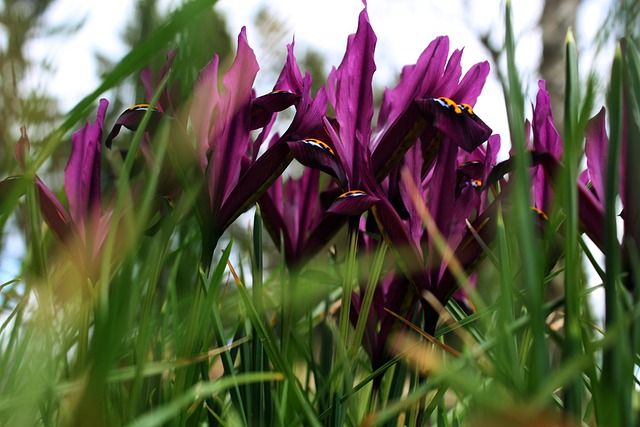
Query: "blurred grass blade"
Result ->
[[562, 28, 583, 419], [126, 373, 284, 427], [600, 42, 631, 427], [504, 0, 547, 393]]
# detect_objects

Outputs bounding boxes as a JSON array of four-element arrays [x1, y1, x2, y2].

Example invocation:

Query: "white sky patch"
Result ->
[[25, 0, 132, 111]]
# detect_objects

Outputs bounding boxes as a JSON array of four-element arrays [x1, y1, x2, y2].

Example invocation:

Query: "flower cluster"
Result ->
[[2, 2, 615, 371]]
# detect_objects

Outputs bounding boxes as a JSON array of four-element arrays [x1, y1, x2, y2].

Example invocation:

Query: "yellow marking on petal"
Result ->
[[437, 97, 462, 114], [460, 103, 475, 115], [470, 179, 482, 188], [460, 160, 482, 167], [301, 138, 335, 156], [338, 190, 367, 199], [163, 196, 175, 209], [127, 103, 151, 111], [530, 206, 550, 221]]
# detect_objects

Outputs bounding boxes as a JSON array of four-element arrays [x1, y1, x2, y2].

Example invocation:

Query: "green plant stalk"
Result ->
[[623, 40, 640, 427], [251, 207, 269, 426], [125, 115, 174, 419], [329, 216, 359, 424], [504, 0, 548, 393], [496, 204, 522, 391], [562, 29, 583, 419], [340, 216, 359, 349], [230, 261, 321, 427], [351, 241, 387, 353], [601, 43, 630, 427], [125, 372, 284, 427], [202, 244, 249, 425]]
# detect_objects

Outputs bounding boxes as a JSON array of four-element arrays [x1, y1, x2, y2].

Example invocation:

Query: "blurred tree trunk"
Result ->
[[539, 0, 582, 126]]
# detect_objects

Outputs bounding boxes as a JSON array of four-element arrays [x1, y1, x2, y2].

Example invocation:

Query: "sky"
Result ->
[[4, 0, 612, 295]]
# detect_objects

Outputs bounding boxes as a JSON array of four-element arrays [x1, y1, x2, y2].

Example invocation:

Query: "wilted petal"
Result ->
[[64, 98, 108, 230]]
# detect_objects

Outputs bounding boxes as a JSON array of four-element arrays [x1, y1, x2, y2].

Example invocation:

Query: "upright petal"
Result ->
[[64, 98, 109, 230], [330, 6, 377, 181], [191, 55, 220, 167], [584, 107, 608, 203], [209, 27, 259, 210]]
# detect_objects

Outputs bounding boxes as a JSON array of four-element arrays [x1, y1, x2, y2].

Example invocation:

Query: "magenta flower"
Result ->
[[528, 80, 563, 214], [9, 100, 113, 280], [186, 30, 332, 267], [284, 4, 493, 263]]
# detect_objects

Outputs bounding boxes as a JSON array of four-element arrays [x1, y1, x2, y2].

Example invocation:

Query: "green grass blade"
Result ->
[[504, 0, 548, 394], [600, 43, 632, 427], [562, 28, 583, 419]]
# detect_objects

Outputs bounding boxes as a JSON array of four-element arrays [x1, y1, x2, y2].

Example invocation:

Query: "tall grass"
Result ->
[[1, 1, 639, 426]]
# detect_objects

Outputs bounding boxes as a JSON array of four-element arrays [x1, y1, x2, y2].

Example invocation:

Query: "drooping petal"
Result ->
[[64, 98, 109, 230], [35, 178, 74, 245], [287, 138, 347, 189], [326, 190, 379, 216], [104, 104, 163, 148], [217, 140, 292, 233], [251, 90, 299, 129], [415, 97, 492, 153]]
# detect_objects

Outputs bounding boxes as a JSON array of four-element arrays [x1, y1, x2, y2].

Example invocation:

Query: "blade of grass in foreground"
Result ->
[[504, 0, 548, 394], [226, 258, 322, 427], [126, 373, 284, 427], [601, 43, 631, 427], [562, 28, 583, 420]]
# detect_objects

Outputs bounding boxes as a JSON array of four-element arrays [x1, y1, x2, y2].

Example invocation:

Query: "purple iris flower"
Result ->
[[185, 30, 331, 268], [528, 80, 563, 214], [12, 100, 112, 280], [283, 3, 492, 265], [259, 167, 326, 267], [278, 3, 495, 371], [579, 107, 608, 249]]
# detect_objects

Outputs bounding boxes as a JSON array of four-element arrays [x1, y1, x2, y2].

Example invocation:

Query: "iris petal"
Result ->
[[415, 97, 492, 153]]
